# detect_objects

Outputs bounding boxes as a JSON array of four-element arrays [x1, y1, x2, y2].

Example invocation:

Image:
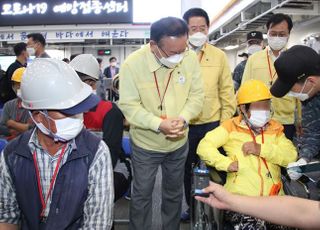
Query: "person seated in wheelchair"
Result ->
[[197, 79, 297, 229]]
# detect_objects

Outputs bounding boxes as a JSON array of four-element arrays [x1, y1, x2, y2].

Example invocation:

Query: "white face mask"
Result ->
[[267, 35, 288, 51], [16, 89, 22, 98], [287, 80, 313, 101], [156, 46, 184, 69], [27, 47, 36, 56], [189, 32, 207, 47], [110, 62, 117, 67], [30, 111, 84, 142], [249, 110, 270, 128], [247, 44, 262, 55]]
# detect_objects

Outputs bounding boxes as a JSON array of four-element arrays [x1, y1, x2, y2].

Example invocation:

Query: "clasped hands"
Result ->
[[158, 117, 186, 139]]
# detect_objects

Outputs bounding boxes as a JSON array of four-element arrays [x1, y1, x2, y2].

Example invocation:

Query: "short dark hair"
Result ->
[[62, 58, 70, 63], [96, 58, 102, 64], [266, 13, 293, 33], [27, 33, 46, 46], [70, 53, 80, 61], [109, 57, 117, 62], [183, 8, 210, 27], [150, 17, 189, 44], [13, 42, 27, 56]]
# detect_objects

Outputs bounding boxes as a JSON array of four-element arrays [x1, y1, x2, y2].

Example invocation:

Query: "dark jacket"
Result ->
[[103, 66, 119, 78], [4, 129, 100, 230]]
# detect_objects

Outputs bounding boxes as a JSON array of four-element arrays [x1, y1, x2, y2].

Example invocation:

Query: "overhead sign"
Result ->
[[0, 0, 132, 26], [0, 29, 150, 42]]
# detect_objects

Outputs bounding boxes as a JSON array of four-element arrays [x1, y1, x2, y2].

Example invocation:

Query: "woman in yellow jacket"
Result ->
[[197, 79, 297, 229]]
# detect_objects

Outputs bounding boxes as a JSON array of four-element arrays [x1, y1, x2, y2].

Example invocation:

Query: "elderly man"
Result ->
[[119, 17, 204, 230], [0, 58, 113, 230]]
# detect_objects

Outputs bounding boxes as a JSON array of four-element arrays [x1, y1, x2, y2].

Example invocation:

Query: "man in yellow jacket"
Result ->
[[241, 13, 297, 141], [181, 8, 236, 220], [118, 17, 204, 230], [197, 80, 297, 229]]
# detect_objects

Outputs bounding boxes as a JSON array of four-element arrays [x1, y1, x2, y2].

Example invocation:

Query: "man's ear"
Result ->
[[149, 40, 156, 46], [307, 76, 318, 85], [31, 111, 41, 123]]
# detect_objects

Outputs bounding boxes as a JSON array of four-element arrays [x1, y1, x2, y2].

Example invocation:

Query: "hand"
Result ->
[[159, 117, 186, 138], [227, 161, 238, 172], [165, 118, 186, 138], [287, 158, 307, 180], [242, 142, 261, 156], [195, 181, 233, 210]]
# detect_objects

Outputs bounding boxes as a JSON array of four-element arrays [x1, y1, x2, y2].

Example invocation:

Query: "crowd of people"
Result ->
[[0, 7, 319, 230]]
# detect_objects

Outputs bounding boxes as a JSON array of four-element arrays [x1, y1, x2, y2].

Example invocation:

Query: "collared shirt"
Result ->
[[118, 44, 204, 152], [110, 66, 116, 78], [267, 46, 285, 62], [0, 129, 114, 229]]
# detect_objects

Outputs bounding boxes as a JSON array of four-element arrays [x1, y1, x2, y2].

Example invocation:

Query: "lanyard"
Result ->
[[198, 51, 204, 63], [246, 124, 275, 181], [153, 71, 173, 111], [266, 49, 277, 86], [32, 144, 67, 218]]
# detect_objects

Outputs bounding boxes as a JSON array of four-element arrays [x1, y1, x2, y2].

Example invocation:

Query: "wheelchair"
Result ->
[[190, 164, 225, 230], [190, 162, 320, 230]]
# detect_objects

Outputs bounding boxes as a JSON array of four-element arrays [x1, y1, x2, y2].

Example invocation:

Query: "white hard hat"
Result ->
[[69, 54, 100, 80], [21, 58, 99, 114]]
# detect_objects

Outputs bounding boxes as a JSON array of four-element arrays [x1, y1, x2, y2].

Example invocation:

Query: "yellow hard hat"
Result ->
[[11, 67, 26, 83], [237, 79, 272, 105]]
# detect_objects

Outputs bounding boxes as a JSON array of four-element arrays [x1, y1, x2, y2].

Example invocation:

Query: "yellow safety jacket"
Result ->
[[197, 116, 297, 196]]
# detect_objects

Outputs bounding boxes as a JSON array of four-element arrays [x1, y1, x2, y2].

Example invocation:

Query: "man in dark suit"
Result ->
[[103, 57, 119, 78]]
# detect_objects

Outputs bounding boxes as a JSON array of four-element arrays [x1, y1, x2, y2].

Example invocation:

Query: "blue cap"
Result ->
[[60, 93, 100, 115]]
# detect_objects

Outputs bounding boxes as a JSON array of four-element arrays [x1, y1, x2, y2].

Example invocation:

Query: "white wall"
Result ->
[[59, 45, 141, 71]]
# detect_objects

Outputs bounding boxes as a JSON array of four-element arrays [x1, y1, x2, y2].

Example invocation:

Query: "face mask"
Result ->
[[156, 46, 184, 69], [110, 62, 117, 67], [30, 111, 83, 142], [249, 110, 270, 128], [267, 35, 288, 51], [54, 114, 84, 141], [27, 47, 35, 56], [189, 32, 207, 47], [247, 44, 262, 55], [92, 89, 97, 95], [287, 80, 313, 101], [16, 89, 22, 98]]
